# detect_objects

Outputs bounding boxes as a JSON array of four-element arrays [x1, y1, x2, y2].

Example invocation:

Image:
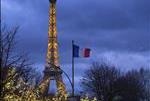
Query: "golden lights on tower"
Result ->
[[38, 0, 67, 99]]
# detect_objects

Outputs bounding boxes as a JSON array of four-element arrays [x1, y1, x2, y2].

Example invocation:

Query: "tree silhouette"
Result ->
[[81, 62, 120, 101], [0, 24, 41, 98], [81, 62, 150, 101]]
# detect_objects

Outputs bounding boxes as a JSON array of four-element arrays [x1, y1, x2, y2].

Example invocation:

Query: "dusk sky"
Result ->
[[1, 0, 150, 93]]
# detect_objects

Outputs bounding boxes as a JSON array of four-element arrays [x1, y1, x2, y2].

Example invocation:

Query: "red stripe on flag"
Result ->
[[84, 48, 91, 57]]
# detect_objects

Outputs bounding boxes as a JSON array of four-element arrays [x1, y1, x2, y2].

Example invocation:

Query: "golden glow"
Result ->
[[38, 1, 67, 99]]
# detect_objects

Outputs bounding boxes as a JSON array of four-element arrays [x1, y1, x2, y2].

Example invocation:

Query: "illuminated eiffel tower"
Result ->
[[39, 0, 67, 97]]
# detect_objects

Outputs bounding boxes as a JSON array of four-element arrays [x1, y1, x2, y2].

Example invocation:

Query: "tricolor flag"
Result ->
[[71, 41, 91, 95], [73, 44, 91, 58]]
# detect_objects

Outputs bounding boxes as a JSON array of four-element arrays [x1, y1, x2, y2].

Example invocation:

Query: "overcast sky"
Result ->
[[1, 0, 150, 93]]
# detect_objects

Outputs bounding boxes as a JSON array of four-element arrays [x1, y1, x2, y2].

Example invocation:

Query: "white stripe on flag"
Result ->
[[79, 48, 84, 58]]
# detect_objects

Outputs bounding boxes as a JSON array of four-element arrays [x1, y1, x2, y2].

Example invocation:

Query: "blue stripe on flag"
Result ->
[[73, 44, 79, 57]]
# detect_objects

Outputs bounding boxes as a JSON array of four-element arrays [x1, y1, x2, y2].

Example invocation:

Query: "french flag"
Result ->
[[73, 44, 91, 58]]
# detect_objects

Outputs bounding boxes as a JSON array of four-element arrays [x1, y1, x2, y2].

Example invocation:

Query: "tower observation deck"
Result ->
[[38, 0, 67, 98]]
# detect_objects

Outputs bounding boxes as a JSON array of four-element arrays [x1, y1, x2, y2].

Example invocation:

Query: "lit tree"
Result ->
[[0, 24, 41, 100]]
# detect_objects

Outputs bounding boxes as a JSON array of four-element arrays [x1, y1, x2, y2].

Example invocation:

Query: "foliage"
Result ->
[[81, 62, 120, 100], [1, 25, 42, 85], [81, 62, 150, 101]]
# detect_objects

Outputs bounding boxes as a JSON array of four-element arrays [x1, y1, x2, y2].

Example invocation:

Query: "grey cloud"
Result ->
[[1, 0, 150, 66]]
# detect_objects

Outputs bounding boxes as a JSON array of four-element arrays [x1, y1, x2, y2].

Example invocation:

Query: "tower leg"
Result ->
[[56, 75, 67, 99], [38, 75, 51, 96]]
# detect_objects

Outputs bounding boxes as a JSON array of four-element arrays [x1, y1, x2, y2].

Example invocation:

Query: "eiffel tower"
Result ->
[[38, 0, 67, 97]]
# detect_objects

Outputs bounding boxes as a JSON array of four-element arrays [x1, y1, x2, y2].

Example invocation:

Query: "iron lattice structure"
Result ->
[[39, 0, 67, 97]]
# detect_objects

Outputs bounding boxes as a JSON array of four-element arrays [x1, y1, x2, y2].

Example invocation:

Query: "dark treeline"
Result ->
[[81, 62, 150, 101]]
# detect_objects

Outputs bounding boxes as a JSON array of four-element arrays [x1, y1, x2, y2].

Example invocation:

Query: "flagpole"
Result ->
[[72, 40, 75, 97]]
